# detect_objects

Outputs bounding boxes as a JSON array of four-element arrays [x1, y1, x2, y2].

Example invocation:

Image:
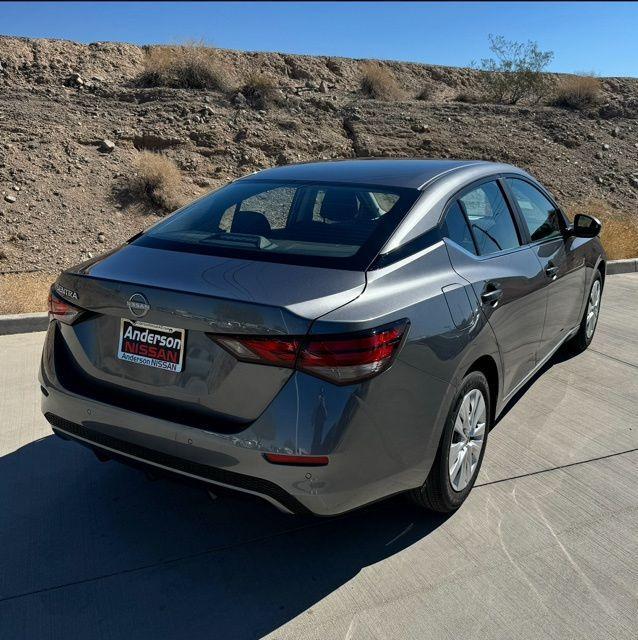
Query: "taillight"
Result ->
[[212, 319, 408, 385], [214, 336, 301, 367], [48, 288, 84, 325]]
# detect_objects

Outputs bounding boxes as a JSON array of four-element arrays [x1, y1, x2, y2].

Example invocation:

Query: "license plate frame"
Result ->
[[117, 319, 186, 373]]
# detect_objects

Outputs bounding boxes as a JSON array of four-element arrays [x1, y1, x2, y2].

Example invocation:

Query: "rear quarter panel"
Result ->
[[304, 242, 500, 488]]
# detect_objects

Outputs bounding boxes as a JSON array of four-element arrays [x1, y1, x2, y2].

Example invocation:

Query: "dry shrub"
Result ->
[[0, 272, 54, 314], [455, 91, 483, 104], [552, 75, 601, 110], [127, 152, 182, 213], [416, 85, 434, 101], [137, 42, 229, 90], [566, 199, 638, 260], [360, 62, 404, 100], [240, 73, 279, 110]]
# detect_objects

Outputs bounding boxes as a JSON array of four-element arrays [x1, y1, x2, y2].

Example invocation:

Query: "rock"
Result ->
[[319, 80, 329, 94], [602, 143, 610, 151], [595, 151, 604, 160], [97, 233, 106, 243], [4, 194, 16, 203], [630, 177, 638, 189], [611, 127, 620, 137], [233, 92, 248, 107], [66, 72, 84, 87], [98, 139, 115, 153], [234, 129, 248, 143]]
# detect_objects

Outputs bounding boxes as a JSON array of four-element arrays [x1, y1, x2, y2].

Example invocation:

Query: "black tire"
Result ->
[[410, 371, 491, 513], [566, 271, 603, 355]]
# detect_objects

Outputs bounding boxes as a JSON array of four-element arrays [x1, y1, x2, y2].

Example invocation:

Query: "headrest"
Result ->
[[319, 189, 359, 222], [230, 211, 272, 236]]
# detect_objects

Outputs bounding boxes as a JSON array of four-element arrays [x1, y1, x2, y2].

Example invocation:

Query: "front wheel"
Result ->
[[566, 271, 602, 354], [410, 371, 490, 513]]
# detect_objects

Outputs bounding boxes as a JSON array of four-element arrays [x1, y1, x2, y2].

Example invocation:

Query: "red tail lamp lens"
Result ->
[[214, 336, 301, 366], [48, 288, 84, 325], [212, 320, 408, 385], [264, 453, 329, 466]]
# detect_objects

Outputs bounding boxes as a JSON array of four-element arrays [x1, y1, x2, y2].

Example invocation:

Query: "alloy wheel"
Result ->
[[585, 279, 601, 340], [449, 388, 486, 492]]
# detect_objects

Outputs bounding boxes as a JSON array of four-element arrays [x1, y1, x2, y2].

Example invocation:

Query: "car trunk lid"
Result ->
[[52, 245, 366, 429]]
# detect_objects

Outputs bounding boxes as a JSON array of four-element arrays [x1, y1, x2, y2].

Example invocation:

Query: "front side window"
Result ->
[[459, 181, 520, 255], [135, 180, 419, 269], [507, 178, 563, 242], [441, 202, 476, 254]]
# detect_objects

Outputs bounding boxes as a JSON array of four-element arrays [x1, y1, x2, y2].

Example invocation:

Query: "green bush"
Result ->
[[476, 34, 554, 104]]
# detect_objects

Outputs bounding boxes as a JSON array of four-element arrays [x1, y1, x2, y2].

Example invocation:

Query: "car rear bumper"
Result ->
[[40, 322, 453, 516], [44, 411, 311, 514]]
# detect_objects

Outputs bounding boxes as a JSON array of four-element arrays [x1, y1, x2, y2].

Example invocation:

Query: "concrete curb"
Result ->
[[606, 258, 638, 275], [1, 259, 637, 335], [0, 313, 49, 336]]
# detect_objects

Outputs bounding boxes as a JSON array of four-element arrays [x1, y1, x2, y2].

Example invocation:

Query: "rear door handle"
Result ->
[[481, 285, 503, 305], [545, 264, 559, 278]]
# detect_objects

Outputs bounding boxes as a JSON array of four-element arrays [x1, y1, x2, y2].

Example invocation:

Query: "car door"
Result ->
[[504, 177, 586, 359], [442, 179, 548, 399]]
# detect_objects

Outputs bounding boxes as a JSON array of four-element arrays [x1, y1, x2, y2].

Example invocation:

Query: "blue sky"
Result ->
[[1, 2, 637, 77]]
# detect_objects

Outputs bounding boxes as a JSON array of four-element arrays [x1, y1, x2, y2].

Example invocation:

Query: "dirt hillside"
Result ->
[[0, 35, 637, 280]]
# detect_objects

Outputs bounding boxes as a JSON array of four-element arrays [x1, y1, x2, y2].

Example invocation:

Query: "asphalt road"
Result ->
[[1, 274, 637, 640]]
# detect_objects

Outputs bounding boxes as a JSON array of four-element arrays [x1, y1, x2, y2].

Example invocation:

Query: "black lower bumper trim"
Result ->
[[44, 413, 311, 515]]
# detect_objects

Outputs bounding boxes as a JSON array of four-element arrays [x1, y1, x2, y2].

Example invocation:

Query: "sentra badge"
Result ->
[[55, 283, 79, 300]]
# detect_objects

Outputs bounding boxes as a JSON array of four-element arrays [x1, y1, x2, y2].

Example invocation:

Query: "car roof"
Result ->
[[239, 159, 512, 190]]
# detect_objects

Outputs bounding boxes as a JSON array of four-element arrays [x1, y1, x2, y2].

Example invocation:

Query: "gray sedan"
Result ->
[[40, 159, 606, 515]]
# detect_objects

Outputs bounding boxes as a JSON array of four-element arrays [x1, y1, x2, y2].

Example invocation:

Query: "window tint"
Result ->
[[459, 182, 520, 255], [507, 178, 563, 242], [312, 189, 397, 222], [136, 180, 419, 267], [238, 186, 295, 229], [441, 202, 476, 254]]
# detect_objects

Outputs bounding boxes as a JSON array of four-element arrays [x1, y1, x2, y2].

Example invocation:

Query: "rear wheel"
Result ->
[[566, 271, 602, 354], [410, 371, 490, 513]]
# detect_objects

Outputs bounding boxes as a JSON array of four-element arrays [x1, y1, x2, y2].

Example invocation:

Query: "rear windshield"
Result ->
[[134, 179, 420, 270]]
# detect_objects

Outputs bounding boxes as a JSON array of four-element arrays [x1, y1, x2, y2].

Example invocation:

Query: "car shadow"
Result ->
[[493, 343, 578, 428], [0, 434, 448, 639]]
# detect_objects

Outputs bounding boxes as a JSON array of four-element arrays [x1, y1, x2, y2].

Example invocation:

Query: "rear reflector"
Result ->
[[212, 319, 408, 385], [48, 288, 85, 325], [264, 453, 329, 466]]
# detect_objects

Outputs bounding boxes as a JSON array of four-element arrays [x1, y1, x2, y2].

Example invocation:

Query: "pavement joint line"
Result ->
[[588, 348, 638, 370], [2, 448, 637, 606], [475, 447, 638, 488]]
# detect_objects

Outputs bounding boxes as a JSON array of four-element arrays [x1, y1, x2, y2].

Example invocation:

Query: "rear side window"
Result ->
[[441, 202, 476, 254], [135, 180, 419, 269], [459, 181, 520, 255], [507, 178, 563, 242]]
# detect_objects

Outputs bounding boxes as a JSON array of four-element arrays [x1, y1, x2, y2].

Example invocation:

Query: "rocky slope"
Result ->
[[0, 35, 637, 275]]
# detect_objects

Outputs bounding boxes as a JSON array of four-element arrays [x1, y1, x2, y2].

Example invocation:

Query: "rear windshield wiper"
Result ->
[[199, 232, 273, 249]]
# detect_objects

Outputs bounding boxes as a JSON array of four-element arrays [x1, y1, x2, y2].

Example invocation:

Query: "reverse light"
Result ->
[[48, 288, 84, 325], [212, 319, 409, 385]]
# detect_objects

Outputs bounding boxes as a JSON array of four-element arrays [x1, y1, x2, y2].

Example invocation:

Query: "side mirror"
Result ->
[[570, 213, 602, 238]]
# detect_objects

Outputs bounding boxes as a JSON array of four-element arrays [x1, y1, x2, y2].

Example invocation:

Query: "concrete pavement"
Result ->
[[1, 274, 637, 640]]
